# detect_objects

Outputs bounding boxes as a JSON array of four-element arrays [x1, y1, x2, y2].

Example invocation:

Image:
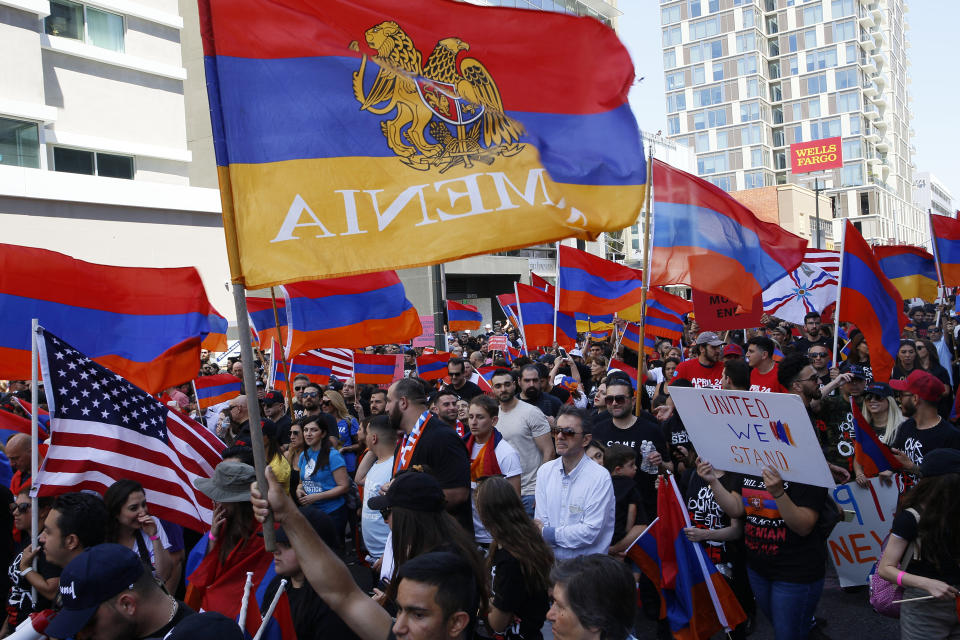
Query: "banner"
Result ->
[[413, 315, 436, 348], [691, 289, 763, 332], [790, 137, 842, 174], [827, 478, 899, 587], [487, 335, 508, 352], [669, 387, 835, 488]]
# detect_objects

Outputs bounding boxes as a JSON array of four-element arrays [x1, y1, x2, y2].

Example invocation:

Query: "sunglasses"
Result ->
[[10, 503, 29, 514], [302, 391, 319, 398], [604, 395, 629, 405], [808, 352, 829, 359], [294, 386, 306, 392], [551, 426, 583, 437], [321, 399, 331, 406]]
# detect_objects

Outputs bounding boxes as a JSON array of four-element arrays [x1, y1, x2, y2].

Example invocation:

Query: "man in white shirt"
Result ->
[[534, 406, 615, 560], [490, 369, 555, 516]]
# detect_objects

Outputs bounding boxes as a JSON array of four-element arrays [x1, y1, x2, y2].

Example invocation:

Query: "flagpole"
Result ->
[[514, 281, 530, 354], [231, 284, 275, 551], [929, 213, 945, 286], [269, 288, 296, 412], [832, 223, 848, 363], [553, 241, 561, 344], [30, 318, 39, 602], [636, 143, 655, 417]]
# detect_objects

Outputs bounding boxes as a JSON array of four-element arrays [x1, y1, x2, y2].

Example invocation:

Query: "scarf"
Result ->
[[466, 429, 503, 482], [394, 410, 432, 475]]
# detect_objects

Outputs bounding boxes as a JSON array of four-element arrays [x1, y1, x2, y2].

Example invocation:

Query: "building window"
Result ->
[[664, 49, 677, 69], [742, 123, 764, 145], [696, 132, 710, 152], [804, 28, 817, 48], [859, 191, 870, 214], [737, 32, 756, 53], [773, 128, 785, 146], [792, 125, 803, 143], [666, 71, 685, 91], [808, 98, 821, 118], [667, 116, 681, 135], [689, 0, 701, 18], [831, 0, 854, 17], [0, 117, 40, 169], [741, 101, 761, 122], [691, 16, 722, 39], [737, 54, 758, 75], [662, 4, 681, 24], [774, 149, 787, 169], [744, 171, 764, 188], [842, 163, 864, 187], [849, 114, 861, 134], [806, 46, 838, 71], [717, 130, 729, 149], [693, 65, 706, 85], [837, 91, 858, 112], [45, 0, 124, 52], [708, 0, 719, 13], [842, 138, 862, 158], [747, 77, 760, 97], [666, 92, 686, 112], [835, 67, 857, 89], [707, 175, 733, 191], [834, 19, 855, 40], [742, 7, 756, 27], [769, 82, 782, 101], [751, 147, 764, 168], [788, 34, 798, 52], [53, 147, 134, 179], [713, 61, 724, 81], [806, 73, 827, 94], [663, 25, 682, 46], [803, 3, 823, 25], [694, 85, 723, 107], [810, 117, 841, 139], [698, 152, 729, 175]]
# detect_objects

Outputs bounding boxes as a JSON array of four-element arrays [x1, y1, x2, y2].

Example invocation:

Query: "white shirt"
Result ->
[[497, 400, 551, 496], [470, 437, 522, 543], [534, 453, 615, 560]]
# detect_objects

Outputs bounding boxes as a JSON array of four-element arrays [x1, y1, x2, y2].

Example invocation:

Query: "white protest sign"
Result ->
[[487, 335, 508, 352], [669, 387, 835, 488], [827, 478, 899, 587]]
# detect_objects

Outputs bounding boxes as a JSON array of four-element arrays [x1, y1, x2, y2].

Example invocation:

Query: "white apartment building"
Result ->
[[659, 0, 925, 247], [0, 0, 232, 314], [913, 171, 954, 222]]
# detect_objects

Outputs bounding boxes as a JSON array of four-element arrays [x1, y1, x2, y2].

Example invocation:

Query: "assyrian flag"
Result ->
[[762, 262, 837, 324]]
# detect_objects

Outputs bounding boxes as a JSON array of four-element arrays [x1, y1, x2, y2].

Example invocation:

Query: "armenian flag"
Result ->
[[201, 306, 229, 352], [650, 160, 806, 307], [838, 221, 907, 383], [290, 351, 335, 387], [531, 273, 554, 294], [496, 293, 520, 328], [873, 245, 939, 302], [246, 295, 287, 348], [417, 352, 451, 381], [0, 244, 214, 394], [446, 301, 482, 332], [620, 322, 641, 353], [200, 0, 646, 289], [626, 475, 746, 640], [514, 283, 575, 349], [353, 353, 402, 385], [851, 399, 902, 476], [283, 272, 421, 356], [0, 409, 41, 444], [930, 214, 960, 286], [556, 245, 644, 314], [194, 373, 243, 411], [607, 359, 639, 391]]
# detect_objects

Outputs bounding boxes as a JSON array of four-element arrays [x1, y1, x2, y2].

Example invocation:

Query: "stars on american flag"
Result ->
[[44, 334, 169, 443]]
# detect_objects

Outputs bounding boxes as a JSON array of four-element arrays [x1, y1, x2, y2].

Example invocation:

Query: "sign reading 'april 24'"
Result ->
[[669, 387, 835, 488], [790, 136, 843, 174]]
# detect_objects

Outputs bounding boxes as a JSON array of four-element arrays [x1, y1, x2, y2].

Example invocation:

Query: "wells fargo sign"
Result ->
[[790, 137, 843, 174]]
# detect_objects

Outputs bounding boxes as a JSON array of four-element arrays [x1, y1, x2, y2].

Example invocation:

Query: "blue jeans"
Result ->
[[521, 494, 536, 518], [747, 568, 823, 640]]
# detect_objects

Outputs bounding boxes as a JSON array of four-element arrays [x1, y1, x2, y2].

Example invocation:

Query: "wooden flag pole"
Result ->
[[635, 144, 655, 417], [231, 284, 275, 551], [269, 287, 295, 411]]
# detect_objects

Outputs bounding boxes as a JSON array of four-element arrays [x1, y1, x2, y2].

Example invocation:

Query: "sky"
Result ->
[[618, 0, 960, 204]]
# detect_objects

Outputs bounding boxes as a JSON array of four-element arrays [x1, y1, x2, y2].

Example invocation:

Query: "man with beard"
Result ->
[[890, 370, 960, 482], [490, 369, 554, 516], [368, 389, 387, 416], [518, 364, 562, 422], [431, 389, 465, 437], [791, 312, 832, 354], [443, 358, 483, 402], [300, 384, 323, 422], [385, 378, 472, 533], [777, 354, 851, 484], [673, 333, 724, 389]]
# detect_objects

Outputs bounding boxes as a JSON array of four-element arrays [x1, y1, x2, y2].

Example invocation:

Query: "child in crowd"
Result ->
[[585, 440, 606, 466], [604, 444, 648, 554]]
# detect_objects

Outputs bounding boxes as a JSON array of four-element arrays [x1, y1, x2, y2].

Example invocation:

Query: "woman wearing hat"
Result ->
[[853, 382, 903, 488], [878, 449, 960, 640]]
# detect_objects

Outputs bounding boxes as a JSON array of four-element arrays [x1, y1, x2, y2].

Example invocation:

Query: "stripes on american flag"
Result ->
[[306, 348, 354, 380], [35, 329, 225, 532], [802, 249, 840, 277]]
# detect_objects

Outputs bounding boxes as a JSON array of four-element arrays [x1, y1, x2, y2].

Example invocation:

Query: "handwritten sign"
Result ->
[[487, 335, 508, 352], [669, 387, 835, 488], [691, 289, 763, 332], [413, 315, 436, 348], [828, 478, 899, 587]]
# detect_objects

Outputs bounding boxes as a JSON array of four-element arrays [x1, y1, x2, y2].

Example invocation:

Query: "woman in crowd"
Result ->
[[915, 339, 954, 420], [322, 390, 361, 475], [262, 420, 291, 495], [878, 449, 960, 640], [844, 330, 870, 368], [4, 491, 56, 635], [297, 413, 350, 547], [475, 476, 553, 640], [892, 340, 918, 381], [104, 479, 174, 585], [585, 355, 609, 400], [859, 382, 903, 446], [650, 357, 680, 406]]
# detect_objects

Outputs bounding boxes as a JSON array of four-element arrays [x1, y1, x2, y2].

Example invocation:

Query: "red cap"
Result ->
[[722, 344, 743, 358], [889, 369, 945, 403]]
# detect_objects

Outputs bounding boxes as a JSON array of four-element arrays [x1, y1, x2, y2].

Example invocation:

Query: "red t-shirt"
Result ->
[[750, 365, 786, 393], [673, 359, 723, 389]]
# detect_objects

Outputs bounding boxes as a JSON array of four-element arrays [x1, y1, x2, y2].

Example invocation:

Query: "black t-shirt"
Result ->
[[683, 470, 742, 567], [139, 600, 195, 640], [6, 550, 60, 628], [612, 476, 645, 544], [490, 548, 549, 640], [592, 414, 667, 517], [738, 474, 827, 583], [792, 335, 831, 355], [662, 413, 691, 461], [521, 392, 562, 418], [444, 380, 484, 402], [404, 419, 473, 534], [263, 575, 359, 640], [892, 418, 960, 477], [274, 413, 293, 446], [890, 508, 960, 585]]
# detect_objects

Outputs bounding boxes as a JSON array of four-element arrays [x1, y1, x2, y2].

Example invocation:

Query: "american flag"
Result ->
[[306, 348, 354, 380], [35, 328, 225, 531], [802, 249, 840, 277]]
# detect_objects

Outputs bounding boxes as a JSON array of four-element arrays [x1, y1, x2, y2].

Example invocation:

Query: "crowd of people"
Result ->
[[0, 299, 958, 640]]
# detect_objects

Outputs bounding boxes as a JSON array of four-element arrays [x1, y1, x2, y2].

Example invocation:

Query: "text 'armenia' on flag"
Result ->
[[200, 0, 647, 288]]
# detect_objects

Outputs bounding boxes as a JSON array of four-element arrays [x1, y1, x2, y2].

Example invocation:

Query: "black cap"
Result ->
[[167, 612, 243, 640], [840, 362, 869, 380], [919, 448, 960, 478], [863, 382, 894, 399], [46, 544, 145, 638], [367, 471, 445, 512], [262, 390, 284, 406]]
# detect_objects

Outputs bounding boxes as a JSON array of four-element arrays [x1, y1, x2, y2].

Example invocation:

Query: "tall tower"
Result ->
[[660, 0, 922, 247]]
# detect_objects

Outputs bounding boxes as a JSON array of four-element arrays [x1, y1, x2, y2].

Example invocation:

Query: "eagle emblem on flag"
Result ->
[[349, 21, 525, 172]]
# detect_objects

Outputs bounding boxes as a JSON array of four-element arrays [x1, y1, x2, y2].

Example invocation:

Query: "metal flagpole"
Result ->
[[269, 288, 295, 411], [635, 144, 655, 417], [432, 265, 446, 352], [30, 319, 39, 602], [231, 284, 275, 550], [553, 241, 561, 344], [513, 281, 530, 354], [832, 223, 848, 363]]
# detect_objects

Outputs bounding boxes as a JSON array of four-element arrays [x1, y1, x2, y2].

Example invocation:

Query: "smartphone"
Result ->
[[558, 347, 568, 359]]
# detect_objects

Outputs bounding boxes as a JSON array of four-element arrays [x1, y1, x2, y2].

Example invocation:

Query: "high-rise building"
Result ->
[[659, 0, 923, 247], [913, 171, 955, 221]]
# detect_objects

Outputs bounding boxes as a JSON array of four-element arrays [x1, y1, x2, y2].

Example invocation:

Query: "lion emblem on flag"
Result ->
[[349, 21, 525, 172]]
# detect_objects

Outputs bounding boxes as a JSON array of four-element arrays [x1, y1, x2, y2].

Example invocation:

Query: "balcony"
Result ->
[[873, 72, 885, 88], [874, 29, 887, 45], [866, 132, 881, 144], [862, 82, 878, 97], [873, 51, 888, 68], [864, 108, 881, 121], [860, 36, 875, 51], [871, 5, 883, 21], [858, 13, 875, 28], [871, 93, 887, 108], [862, 58, 877, 73], [876, 140, 890, 152]]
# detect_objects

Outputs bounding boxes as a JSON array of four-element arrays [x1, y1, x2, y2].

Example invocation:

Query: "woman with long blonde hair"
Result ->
[[322, 390, 361, 474]]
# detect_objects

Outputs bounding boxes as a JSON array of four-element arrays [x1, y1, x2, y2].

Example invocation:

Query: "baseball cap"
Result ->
[[262, 390, 284, 406], [167, 612, 243, 640], [569, 348, 583, 358], [840, 362, 869, 380], [46, 544, 145, 638], [863, 382, 894, 399], [889, 369, 946, 403], [722, 344, 744, 358], [919, 448, 960, 478], [367, 471, 445, 513], [695, 332, 723, 346]]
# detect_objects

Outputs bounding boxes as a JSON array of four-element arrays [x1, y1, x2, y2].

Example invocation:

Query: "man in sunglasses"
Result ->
[[300, 384, 324, 421], [290, 374, 311, 420], [534, 406, 614, 560]]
